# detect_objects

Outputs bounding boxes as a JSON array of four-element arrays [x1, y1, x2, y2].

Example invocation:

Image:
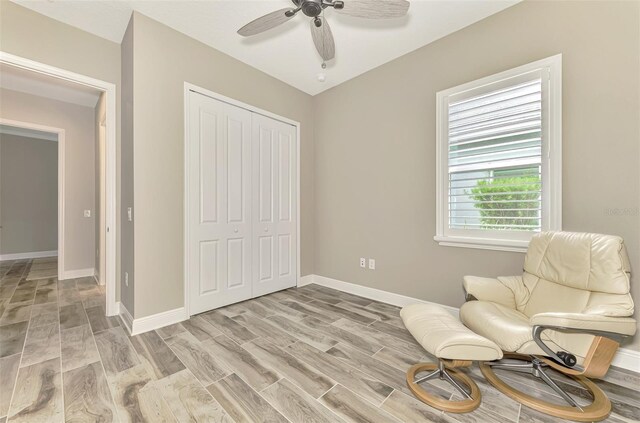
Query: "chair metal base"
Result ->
[[406, 361, 481, 413], [480, 353, 611, 422]]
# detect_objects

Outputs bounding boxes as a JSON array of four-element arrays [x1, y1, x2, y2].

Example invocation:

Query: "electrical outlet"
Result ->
[[368, 258, 376, 270], [125, 272, 129, 287], [360, 258, 366, 268], [127, 207, 133, 222]]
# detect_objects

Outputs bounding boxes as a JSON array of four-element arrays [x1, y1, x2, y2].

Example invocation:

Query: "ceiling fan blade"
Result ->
[[237, 8, 296, 36], [336, 0, 410, 19], [310, 17, 335, 61]]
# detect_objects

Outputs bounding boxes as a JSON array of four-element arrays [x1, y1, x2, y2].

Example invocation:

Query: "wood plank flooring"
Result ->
[[1, 258, 639, 422]]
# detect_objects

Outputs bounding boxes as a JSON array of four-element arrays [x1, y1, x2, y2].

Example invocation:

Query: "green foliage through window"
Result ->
[[468, 175, 541, 230]]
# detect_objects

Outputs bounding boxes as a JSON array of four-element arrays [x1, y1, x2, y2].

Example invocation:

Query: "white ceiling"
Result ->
[[0, 63, 102, 107], [12, 0, 520, 95]]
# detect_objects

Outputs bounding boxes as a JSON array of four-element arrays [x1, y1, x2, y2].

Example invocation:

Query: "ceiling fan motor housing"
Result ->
[[294, 0, 325, 17]]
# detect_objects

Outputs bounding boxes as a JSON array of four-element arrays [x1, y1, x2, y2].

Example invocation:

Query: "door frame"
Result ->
[[0, 119, 64, 266], [183, 82, 301, 317], [0, 52, 119, 316]]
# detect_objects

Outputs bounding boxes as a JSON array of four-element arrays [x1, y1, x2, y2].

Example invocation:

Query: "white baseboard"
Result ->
[[93, 270, 105, 286], [611, 346, 640, 373], [119, 303, 187, 336], [310, 274, 459, 315], [119, 302, 133, 334], [298, 274, 314, 287], [0, 250, 57, 261], [306, 273, 639, 373], [60, 268, 95, 280]]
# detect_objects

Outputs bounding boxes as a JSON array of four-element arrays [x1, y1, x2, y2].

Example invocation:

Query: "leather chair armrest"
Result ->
[[530, 312, 637, 336], [463, 276, 517, 309]]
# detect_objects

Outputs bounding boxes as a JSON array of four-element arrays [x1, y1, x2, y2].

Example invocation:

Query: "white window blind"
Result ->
[[448, 79, 542, 232], [435, 55, 562, 252]]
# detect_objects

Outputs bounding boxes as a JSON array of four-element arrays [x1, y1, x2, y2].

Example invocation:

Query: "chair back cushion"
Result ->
[[521, 232, 634, 317], [525, 232, 630, 293]]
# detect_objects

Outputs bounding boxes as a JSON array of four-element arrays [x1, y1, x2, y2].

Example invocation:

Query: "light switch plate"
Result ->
[[368, 258, 376, 270], [127, 207, 132, 222], [84, 210, 91, 218]]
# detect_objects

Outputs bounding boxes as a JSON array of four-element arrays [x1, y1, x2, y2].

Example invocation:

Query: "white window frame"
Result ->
[[435, 55, 562, 253]]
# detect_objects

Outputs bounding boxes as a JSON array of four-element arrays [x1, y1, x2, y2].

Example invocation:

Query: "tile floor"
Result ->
[[0, 258, 638, 422]]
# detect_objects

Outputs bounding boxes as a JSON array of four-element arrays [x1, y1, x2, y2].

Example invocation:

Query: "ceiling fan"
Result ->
[[237, 0, 410, 63]]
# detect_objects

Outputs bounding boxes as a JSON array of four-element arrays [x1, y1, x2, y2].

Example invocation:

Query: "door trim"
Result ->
[[0, 52, 118, 316], [183, 82, 301, 317]]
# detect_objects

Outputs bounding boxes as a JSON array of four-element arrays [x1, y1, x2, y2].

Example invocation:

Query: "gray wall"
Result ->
[[0, 89, 97, 272], [0, 134, 57, 255], [120, 18, 135, 315], [126, 12, 315, 319], [313, 0, 640, 351]]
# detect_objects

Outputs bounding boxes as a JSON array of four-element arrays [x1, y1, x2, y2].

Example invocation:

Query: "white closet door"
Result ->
[[251, 113, 297, 297], [188, 92, 253, 314]]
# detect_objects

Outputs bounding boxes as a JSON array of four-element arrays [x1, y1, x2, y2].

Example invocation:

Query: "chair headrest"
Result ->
[[524, 231, 631, 294]]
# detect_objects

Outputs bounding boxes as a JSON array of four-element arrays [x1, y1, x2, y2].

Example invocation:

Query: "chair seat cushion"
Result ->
[[401, 303, 503, 361], [460, 301, 533, 352]]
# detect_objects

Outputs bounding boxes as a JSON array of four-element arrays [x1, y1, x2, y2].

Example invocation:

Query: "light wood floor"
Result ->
[[1, 258, 639, 422]]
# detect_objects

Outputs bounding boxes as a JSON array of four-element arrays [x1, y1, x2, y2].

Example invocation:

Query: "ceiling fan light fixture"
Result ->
[[238, 0, 410, 67]]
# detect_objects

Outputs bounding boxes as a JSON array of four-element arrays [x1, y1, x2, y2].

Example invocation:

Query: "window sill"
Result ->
[[433, 235, 529, 253]]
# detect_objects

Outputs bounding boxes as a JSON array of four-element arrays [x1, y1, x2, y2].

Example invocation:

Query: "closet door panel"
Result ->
[[199, 241, 219, 294], [252, 114, 297, 297], [199, 110, 218, 224], [258, 236, 273, 281], [227, 118, 246, 223], [189, 92, 252, 314], [278, 234, 292, 278], [252, 118, 277, 293], [276, 130, 296, 284], [258, 127, 273, 223], [278, 133, 292, 222], [224, 110, 253, 294], [227, 238, 246, 288]]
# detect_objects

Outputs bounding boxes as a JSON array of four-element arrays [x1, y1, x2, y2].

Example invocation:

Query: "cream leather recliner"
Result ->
[[460, 231, 636, 421]]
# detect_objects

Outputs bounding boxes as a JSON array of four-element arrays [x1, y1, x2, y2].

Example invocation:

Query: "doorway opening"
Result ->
[[0, 52, 118, 316], [0, 123, 62, 274]]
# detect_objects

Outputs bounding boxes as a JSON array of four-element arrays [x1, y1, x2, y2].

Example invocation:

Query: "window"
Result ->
[[435, 56, 562, 252]]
